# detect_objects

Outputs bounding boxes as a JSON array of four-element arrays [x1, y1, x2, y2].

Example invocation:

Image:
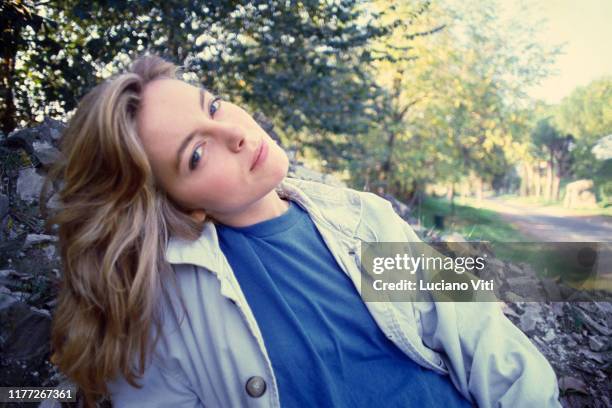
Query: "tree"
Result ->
[[554, 76, 612, 178], [554, 76, 612, 202], [356, 0, 560, 200], [531, 117, 572, 201]]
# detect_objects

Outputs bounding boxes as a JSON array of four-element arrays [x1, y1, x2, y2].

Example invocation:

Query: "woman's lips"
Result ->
[[250, 139, 268, 171]]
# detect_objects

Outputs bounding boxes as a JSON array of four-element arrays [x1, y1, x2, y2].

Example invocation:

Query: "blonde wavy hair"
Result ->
[[41, 55, 205, 406]]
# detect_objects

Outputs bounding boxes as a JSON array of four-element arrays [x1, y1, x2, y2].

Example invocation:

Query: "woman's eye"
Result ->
[[210, 96, 221, 117], [189, 145, 203, 171]]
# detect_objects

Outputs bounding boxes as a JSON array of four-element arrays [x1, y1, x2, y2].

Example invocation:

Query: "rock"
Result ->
[[43, 244, 57, 260], [566, 338, 578, 348], [505, 276, 544, 300], [32, 140, 61, 167], [0, 272, 11, 287], [44, 191, 62, 213], [0, 302, 56, 395], [2, 307, 52, 359], [440, 233, 481, 257], [504, 291, 527, 303], [23, 233, 58, 249], [0, 291, 20, 311], [29, 306, 51, 318], [593, 302, 612, 328], [5, 118, 64, 150], [573, 306, 611, 336], [16, 167, 45, 204], [588, 336, 607, 352], [504, 262, 526, 278], [542, 328, 556, 342], [519, 307, 541, 333], [551, 302, 565, 317], [579, 349, 605, 364], [0, 193, 8, 218], [0, 301, 31, 329], [42, 118, 64, 142], [563, 179, 598, 209], [558, 376, 588, 395], [4, 128, 35, 154], [45, 299, 58, 309], [540, 277, 563, 301], [501, 302, 520, 318], [485, 257, 505, 271]]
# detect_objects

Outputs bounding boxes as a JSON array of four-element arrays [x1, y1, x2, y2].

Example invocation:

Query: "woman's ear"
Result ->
[[189, 209, 207, 223]]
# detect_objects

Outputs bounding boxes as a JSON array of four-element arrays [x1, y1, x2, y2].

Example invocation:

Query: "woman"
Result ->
[[45, 54, 561, 407]]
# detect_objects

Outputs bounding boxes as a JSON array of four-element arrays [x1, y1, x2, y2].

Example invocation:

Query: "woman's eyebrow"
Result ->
[[174, 88, 206, 173]]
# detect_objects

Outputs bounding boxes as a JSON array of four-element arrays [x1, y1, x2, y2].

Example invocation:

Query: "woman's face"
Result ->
[[136, 79, 289, 220]]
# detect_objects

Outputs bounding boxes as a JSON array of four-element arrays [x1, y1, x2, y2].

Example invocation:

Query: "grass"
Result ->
[[414, 196, 527, 242]]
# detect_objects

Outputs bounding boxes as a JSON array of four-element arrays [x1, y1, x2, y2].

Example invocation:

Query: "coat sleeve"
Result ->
[[360, 192, 561, 408], [106, 357, 202, 408], [411, 299, 561, 408]]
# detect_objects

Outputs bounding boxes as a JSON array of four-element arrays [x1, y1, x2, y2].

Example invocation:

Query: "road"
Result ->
[[478, 197, 612, 242], [475, 197, 612, 282]]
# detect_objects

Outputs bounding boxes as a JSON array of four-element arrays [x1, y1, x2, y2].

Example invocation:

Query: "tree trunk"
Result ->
[[551, 161, 561, 202], [476, 177, 483, 202], [525, 164, 533, 196], [449, 183, 456, 216], [552, 175, 561, 202], [519, 162, 529, 197], [545, 152, 553, 201], [533, 163, 542, 197], [391, 179, 401, 197], [446, 183, 454, 200], [1, 36, 18, 135], [362, 165, 371, 192], [162, 2, 180, 61], [379, 130, 396, 193]]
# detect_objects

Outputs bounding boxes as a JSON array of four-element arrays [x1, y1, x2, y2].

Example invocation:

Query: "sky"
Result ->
[[500, 0, 612, 104]]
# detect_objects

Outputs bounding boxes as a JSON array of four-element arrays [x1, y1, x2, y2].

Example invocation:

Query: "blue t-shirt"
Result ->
[[217, 200, 471, 407]]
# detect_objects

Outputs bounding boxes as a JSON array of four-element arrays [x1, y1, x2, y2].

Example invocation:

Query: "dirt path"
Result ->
[[478, 198, 612, 242]]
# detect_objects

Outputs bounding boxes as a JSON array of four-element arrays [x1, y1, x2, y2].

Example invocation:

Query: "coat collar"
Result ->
[[165, 176, 362, 271]]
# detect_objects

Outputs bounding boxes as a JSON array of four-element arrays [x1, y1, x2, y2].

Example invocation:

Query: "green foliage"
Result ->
[[554, 76, 612, 180], [4, 0, 410, 139]]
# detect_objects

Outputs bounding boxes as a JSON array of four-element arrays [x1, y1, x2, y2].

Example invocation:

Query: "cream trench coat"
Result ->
[[107, 177, 561, 408]]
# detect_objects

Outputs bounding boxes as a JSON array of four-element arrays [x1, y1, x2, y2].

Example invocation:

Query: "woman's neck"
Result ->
[[212, 190, 290, 228]]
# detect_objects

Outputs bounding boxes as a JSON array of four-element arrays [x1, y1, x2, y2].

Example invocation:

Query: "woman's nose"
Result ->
[[213, 122, 246, 152]]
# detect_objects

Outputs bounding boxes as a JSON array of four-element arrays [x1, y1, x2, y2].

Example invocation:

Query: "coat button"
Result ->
[[245, 376, 267, 398]]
